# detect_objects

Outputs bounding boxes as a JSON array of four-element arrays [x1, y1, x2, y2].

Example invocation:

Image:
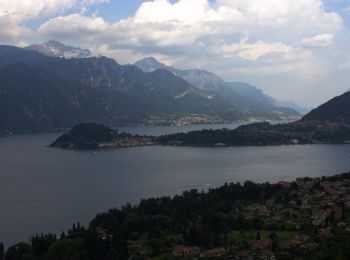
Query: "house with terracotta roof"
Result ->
[[173, 246, 200, 257], [200, 247, 226, 258], [261, 249, 276, 260], [235, 251, 253, 260], [251, 239, 272, 251]]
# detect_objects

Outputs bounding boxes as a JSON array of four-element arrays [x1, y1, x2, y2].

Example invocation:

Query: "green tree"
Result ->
[[44, 239, 89, 260], [269, 232, 278, 251], [256, 229, 261, 241], [105, 248, 119, 260], [0, 243, 4, 260], [5, 243, 34, 260]]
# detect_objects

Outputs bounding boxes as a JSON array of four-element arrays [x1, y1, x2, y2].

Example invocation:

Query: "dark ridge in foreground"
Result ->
[[3, 170, 350, 259]]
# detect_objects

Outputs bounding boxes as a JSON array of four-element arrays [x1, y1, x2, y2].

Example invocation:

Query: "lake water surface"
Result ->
[[1, 125, 350, 246]]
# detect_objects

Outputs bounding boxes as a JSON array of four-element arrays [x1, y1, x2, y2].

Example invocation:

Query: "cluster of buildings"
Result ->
[[98, 137, 154, 148], [145, 114, 226, 126], [172, 246, 226, 258]]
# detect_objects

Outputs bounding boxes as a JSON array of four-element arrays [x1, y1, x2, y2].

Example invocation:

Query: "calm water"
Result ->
[[1, 126, 350, 246]]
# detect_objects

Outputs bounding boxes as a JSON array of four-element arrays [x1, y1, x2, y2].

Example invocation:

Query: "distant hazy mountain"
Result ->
[[276, 100, 312, 115], [176, 69, 227, 92], [227, 82, 276, 106], [25, 40, 92, 59], [302, 91, 350, 123], [228, 82, 310, 115], [134, 57, 228, 92], [134, 57, 300, 117]]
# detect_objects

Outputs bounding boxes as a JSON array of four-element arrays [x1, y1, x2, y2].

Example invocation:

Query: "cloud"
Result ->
[[0, 13, 30, 42], [0, 0, 108, 43], [1, 0, 76, 22], [37, 0, 344, 43], [38, 14, 108, 41], [220, 38, 293, 61], [299, 34, 335, 48], [34, 0, 343, 77], [338, 57, 350, 70]]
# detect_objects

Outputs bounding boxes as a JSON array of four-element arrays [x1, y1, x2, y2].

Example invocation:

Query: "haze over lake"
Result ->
[[1, 125, 350, 246]]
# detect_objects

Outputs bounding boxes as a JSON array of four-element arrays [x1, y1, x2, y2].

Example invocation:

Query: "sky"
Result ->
[[1, 0, 350, 107]]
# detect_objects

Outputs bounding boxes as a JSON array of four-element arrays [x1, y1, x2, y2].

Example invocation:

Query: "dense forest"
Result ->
[[3, 171, 350, 259]]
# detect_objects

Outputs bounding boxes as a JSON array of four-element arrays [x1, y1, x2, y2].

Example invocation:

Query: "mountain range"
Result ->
[[134, 57, 307, 115], [0, 41, 302, 135]]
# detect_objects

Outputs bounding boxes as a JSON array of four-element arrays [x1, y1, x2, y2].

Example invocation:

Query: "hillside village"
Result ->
[[91, 173, 350, 260]]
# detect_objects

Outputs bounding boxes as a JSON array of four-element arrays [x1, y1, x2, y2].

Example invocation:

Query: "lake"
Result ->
[[1, 124, 350, 246]]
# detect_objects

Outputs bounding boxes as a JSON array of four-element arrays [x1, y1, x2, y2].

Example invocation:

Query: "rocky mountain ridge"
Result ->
[[25, 40, 92, 59]]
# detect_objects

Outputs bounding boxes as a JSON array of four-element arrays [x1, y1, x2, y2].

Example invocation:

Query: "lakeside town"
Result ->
[[143, 114, 300, 127]]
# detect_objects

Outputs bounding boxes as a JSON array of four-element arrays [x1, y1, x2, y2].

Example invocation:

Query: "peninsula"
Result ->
[[50, 123, 155, 149]]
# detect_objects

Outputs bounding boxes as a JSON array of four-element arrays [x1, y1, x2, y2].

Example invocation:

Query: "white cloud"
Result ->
[[338, 57, 350, 70], [0, 0, 108, 43], [0, 0, 75, 22], [0, 0, 109, 19], [299, 34, 335, 48], [220, 38, 293, 61], [217, 0, 342, 32], [37, 0, 343, 49], [133, 0, 215, 24], [35, 0, 343, 77], [0, 13, 30, 43], [38, 14, 108, 41]]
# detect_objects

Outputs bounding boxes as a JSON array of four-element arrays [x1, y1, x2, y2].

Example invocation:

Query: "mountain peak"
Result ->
[[134, 57, 168, 73], [140, 57, 162, 64], [44, 40, 65, 47], [25, 40, 92, 59]]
